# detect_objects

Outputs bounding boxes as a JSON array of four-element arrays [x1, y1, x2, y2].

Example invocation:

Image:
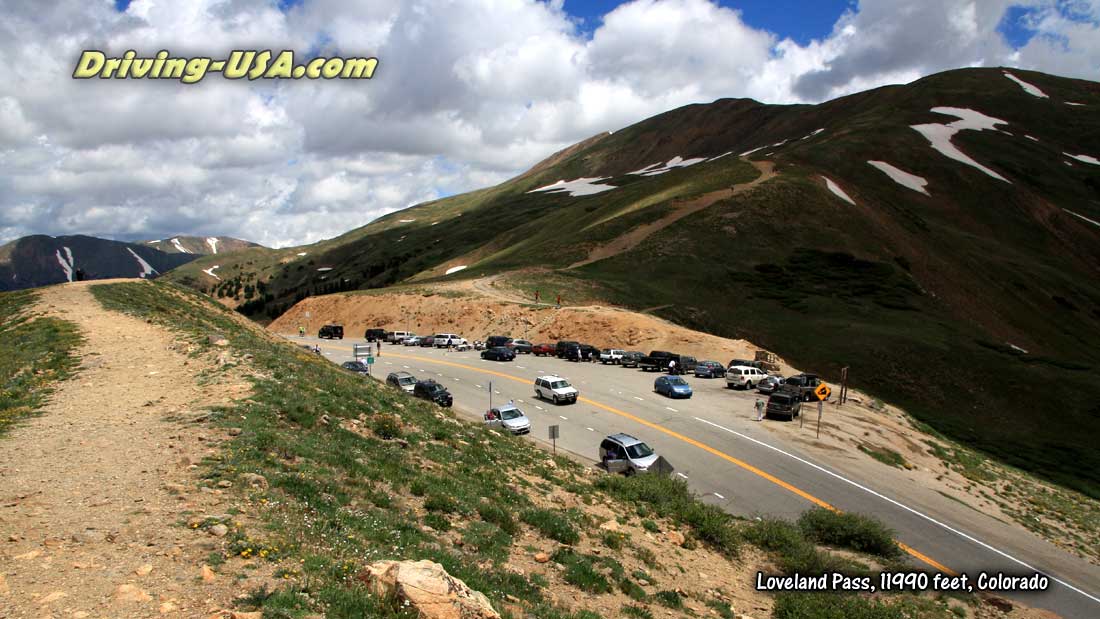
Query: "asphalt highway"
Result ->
[[294, 335, 1100, 618]]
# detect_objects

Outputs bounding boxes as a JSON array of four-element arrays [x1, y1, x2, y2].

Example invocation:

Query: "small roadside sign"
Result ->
[[366, 356, 375, 365], [814, 382, 831, 401], [549, 424, 560, 456]]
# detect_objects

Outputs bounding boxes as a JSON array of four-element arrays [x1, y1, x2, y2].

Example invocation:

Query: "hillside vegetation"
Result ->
[[90, 280, 978, 619], [166, 67, 1100, 500]]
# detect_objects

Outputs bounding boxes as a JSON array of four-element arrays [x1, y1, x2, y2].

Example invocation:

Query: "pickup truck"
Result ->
[[639, 351, 675, 372], [782, 373, 823, 402]]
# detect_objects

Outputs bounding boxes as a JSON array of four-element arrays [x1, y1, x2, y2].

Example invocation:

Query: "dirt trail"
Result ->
[[568, 159, 776, 269], [0, 281, 254, 619]]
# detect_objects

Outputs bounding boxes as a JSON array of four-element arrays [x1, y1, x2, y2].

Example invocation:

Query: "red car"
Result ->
[[532, 343, 555, 356]]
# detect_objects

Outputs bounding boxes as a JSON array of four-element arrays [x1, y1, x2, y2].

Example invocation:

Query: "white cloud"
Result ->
[[0, 0, 1097, 248]]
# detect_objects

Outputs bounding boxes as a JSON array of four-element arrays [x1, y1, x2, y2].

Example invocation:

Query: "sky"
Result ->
[[1, 0, 1098, 249]]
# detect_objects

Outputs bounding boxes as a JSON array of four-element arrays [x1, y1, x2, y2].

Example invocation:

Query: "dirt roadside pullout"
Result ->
[[0, 281, 265, 619]]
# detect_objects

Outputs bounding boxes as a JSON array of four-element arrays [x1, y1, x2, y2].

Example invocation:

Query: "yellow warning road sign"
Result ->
[[814, 382, 831, 401]]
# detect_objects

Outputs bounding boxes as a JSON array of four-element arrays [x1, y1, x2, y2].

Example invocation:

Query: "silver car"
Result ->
[[599, 433, 660, 475], [484, 404, 531, 435]]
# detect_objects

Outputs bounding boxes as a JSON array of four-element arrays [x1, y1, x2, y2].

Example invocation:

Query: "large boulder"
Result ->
[[359, 560, 500, 619]]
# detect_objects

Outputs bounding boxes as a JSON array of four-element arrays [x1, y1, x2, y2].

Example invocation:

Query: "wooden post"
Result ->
[[816, 400, 824, 438]]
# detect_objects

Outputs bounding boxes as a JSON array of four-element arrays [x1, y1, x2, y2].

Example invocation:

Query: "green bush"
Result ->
[[773, 592, 922, 619], [521, 508, 580, 545], [653, 590, 683, 609], [552, 550, 611, 594], [797, 509, 902, 560], [478, 502, 519, 536], [621, 604, 653, 619]]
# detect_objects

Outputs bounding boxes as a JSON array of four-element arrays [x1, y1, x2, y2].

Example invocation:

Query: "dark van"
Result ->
[[365, 328, 386, 342], [318, 324, 344, 339], [486, 335, 512, 349], [555, 340, 580, 358]]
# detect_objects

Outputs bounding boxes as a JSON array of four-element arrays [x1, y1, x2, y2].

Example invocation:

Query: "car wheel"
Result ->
[[745, 381, 753, 390], [552, 395, 559, 404], [623, 468, 636, 477]]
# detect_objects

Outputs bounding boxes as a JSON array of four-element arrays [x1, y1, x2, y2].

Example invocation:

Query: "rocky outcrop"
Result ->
[[358, 560, 500, 619]]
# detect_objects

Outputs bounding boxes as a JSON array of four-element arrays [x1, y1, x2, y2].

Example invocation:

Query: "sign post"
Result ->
[[813, 383, 831, 439], [548, 424, 559, 456], [488, 380, 493, 412]]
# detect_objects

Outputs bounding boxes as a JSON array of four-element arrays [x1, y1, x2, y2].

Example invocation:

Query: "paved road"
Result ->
[[295, 335, 1100, 618]]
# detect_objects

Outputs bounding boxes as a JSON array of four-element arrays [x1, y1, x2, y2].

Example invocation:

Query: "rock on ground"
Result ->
[[359, 560, 500, 619]]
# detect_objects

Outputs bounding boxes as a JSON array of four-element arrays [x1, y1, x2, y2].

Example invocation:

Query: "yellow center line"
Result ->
[[316, 341, 956, 574]]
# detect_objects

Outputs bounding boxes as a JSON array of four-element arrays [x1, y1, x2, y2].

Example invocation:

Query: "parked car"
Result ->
[[562, 344, 583, 362], [578, 344, 600, 361], [782, 374, 823, 402], [434, 333, 463, 348], [318, 324, 343, 339], [756, 375, 785, 394], [726, 365, 768, 390], [508, 339, 533, 354], [481, 346, 515, 361], [412, 379, 453, 407], [534, 375, 578, 404], [365, 328, 386, 342], [555, 340, 580, 358], [728, 358, 766, 371], [694, 360, 725, 378], [620, 351, 644, 368], [484, 404, 531, 435], [386, 330, 414, 343], [454, 339, 472, 351], [654, 375, 693, 399], [419, 335, 436, 347], [402, 336, 421, 346], [599, 433, 659, 476], [672, 355, 697, 374], [766, 390, 802, 420], [639, 351, 695, 373], [532, 343, 556, 356], [486, 335, 512, 349], [599, 349, 625, 364], [341, 361, 369, 375], [386, 371, 418, 393]]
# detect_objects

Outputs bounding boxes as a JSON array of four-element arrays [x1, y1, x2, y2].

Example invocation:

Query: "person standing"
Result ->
[[668, 359, 677, 375], [535, 290, 541, 304], [556, 293, 561, 308], [754, 398, 765, 421], [298, 325, 305, 338]]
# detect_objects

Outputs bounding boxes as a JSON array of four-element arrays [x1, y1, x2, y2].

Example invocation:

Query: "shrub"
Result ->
[[478, 502, 519, 536], [521, 508, 579, 545], [621, 604, 653, 619], [773, 592, 917, 619], [653, 590, 683, 609], [552, 550, 611, 594], [797, 509, 902, 560]]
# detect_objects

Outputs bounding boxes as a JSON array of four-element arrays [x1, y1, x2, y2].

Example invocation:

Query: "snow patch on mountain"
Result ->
[[627, 156, 708, 177], [126, 248, 158, 278], [867, 161, 930, 195], [317, 267, 333, 272], [708, 152, 732, 162], [202, 265, 221, 280], [529, 177, 617, 196], [206, 237, 219, 254], [739, 145, 766, 157], [1066, 102, 1086, 107], [1003, 72, 1048, 98], [1063, 153, 1100, 165], [801, 128, 825, 140], [297, 252, 307, 256], [398, 219, 416, 223], [56, 247, 75, 282], [1064, 209, 1100, 228], [910, 107, 1010, 182], [147, 240, 161, 244], [1025, 135, 1039, 142], [821, 177, 856, 205], [171, 238, 191, 253], [445, 265, 468, 275]]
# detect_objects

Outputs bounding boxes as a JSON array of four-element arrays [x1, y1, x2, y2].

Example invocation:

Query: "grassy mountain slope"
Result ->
[[167, 67, 1100, 499]]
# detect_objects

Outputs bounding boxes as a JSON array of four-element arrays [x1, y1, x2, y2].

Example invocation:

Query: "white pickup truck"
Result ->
[[599, 349, 626, 364]]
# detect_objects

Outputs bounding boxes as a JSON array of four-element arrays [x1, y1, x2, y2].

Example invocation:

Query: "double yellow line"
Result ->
[[323, 342, 955, 575]]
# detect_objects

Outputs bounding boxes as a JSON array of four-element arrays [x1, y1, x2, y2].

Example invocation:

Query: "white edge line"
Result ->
[[559, 415, 568, 420], [692, 416, 1100, 605], [713, 492, 726, 499], [586, 427, 595, 432], [676, 472, 689, 479], [666, 407, 679, 412]]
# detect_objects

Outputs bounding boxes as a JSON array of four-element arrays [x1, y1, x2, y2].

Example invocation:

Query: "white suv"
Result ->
[[433, 333, 463, 348], [534, 375, 578, 405], [726, 365, 768, 390], [599, 349, 625, 364]]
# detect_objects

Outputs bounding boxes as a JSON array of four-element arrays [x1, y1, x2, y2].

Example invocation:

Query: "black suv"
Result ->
[[319, 324, 344, 339], [578, 344, 600, 361], [555, 340, 580, 358], [365, 328, 386, 342], [486, 335, 512, 349], [413, 380, 453, 407]]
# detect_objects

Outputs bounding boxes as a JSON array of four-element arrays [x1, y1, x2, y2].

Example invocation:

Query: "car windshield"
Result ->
[[771, 395, 791, 404], [499, 408, 524, 420], [551, 381, 570, 389], [669, 377, 688, 386], [398, 376, 416, 385], [626, 443, 654, 459]]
